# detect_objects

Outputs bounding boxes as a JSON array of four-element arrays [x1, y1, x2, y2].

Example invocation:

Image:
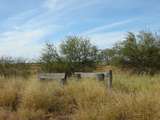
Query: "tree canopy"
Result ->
[[40, 36, 98, 73], [111, 31, 160, 74]]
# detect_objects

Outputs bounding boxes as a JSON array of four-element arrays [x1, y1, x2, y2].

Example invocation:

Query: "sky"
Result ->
[[0, 0, 160, 59]]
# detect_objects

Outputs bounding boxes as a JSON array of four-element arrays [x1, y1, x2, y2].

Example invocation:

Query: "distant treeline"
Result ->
[[40, 31, 160, 75], [0, 57, 31, 78], [0, 31, 160, 77]]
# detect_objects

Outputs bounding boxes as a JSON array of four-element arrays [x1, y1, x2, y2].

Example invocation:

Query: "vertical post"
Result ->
[[108, 70, 112, 89], [61, 73, 68, 85]]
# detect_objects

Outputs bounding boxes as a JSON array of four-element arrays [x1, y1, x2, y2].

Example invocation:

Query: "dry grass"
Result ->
[[0, 73, 160, 120]]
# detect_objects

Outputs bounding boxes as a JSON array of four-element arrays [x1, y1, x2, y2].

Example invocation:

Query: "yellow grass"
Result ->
[[0, 72, 160, 120]]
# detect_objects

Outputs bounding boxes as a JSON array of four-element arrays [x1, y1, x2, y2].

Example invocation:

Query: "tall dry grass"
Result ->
[[0, 73, 160, 120]]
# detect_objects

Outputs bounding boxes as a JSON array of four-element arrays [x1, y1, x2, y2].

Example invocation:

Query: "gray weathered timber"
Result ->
[[75, 72, 107, 78], [38, 73, 65, 80], [38, 70, 113, 89]]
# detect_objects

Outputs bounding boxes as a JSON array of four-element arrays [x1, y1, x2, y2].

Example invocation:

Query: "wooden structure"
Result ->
[[38, 70, 113, 88]]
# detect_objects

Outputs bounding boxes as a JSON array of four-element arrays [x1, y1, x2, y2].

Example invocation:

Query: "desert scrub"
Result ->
[[17, 108, 46, 120], [0, 108, 19, 120], [113, 73, 160, 93], [72, 91, 160, 120], [0, 73, 160, 120], [64, 79, 108, 109], [21, 80, 76, 114], [0, 79, 23, 110]]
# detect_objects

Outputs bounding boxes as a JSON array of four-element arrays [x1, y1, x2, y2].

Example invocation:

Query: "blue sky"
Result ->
[[0, 0, 160, 59]]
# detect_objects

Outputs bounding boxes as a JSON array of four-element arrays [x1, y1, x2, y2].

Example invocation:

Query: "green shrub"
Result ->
[[111, 31, 160, 75]]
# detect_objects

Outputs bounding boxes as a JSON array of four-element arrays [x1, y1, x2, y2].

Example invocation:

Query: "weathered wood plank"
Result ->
[[74, 72, 109, 78], [38, 73, 65, 80]]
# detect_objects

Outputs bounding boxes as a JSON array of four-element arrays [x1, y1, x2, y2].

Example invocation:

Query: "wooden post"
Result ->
[[108, 70, 112, 89], [61, 73, 68, 85]]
